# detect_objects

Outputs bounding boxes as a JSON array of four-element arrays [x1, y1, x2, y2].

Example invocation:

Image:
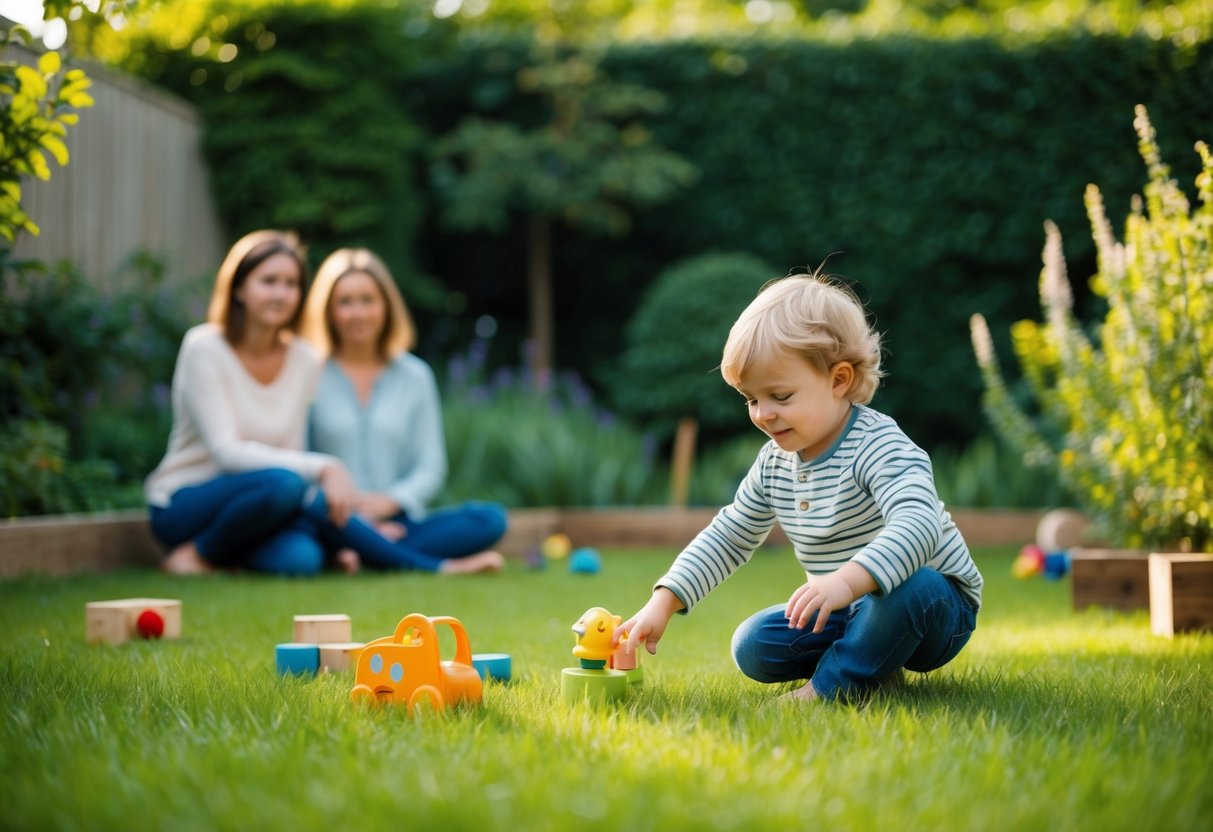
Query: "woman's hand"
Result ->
[[352, 492, 402, 522], [318, 464, 357, 527]]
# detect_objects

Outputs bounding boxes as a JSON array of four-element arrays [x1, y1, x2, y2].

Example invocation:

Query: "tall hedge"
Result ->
[[108, 1, 444, 304], [107, 15, 1213, 449], [412, 32, 1212, 448]]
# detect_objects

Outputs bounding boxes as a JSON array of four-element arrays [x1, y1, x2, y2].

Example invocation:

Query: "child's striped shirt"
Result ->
[[657, 405, 983, 612]]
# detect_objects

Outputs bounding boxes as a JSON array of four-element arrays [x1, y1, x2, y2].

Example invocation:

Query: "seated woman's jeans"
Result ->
[[149, 468, 320, 573], [150, 472, 508, 575], [298, 494, 507, 571], [730, 568, 977, 701]]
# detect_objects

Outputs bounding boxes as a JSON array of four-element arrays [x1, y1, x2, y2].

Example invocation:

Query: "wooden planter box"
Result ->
[[1149, 553, 1213, 637], [1069, 547, 1150, 611], [1, 506, 1043, 579]]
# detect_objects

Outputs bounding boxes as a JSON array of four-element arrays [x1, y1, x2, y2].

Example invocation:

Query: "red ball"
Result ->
[[136, 609, 165, 639]]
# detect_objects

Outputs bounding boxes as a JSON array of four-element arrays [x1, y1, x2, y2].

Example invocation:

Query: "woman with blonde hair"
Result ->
[[302, 248, 506, 574]]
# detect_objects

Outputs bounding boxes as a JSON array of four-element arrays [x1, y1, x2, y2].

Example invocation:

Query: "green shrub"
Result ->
[[931, 435, 1073, 510], [688, 433, 768, 508], [0, 419, 133, 516], [0, 257, 123, 449], [0, 253, 194, 515], [609, 251, 774, 441], [438, 341, 664, 508], [971, 106, 1212, 550]]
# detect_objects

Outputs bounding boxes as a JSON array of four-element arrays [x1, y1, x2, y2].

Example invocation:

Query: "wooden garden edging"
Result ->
[[0, 507, 1045, 579]]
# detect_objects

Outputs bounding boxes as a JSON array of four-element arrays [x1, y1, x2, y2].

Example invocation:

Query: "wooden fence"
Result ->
[[7, 42, 225, 290]]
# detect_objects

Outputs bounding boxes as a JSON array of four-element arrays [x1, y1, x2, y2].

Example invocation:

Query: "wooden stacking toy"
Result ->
[[86, 598, 181, 645]]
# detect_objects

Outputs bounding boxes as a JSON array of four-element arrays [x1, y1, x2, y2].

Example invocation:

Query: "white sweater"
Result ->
[[144, 323, 337, 507]]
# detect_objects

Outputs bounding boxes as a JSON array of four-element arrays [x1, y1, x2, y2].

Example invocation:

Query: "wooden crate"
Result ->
[[1149, 553, 1213, 637], [1069, 548, 1150, 611]]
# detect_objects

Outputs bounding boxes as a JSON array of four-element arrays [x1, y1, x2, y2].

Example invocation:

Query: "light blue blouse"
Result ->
[[308, 354, 446, 519]]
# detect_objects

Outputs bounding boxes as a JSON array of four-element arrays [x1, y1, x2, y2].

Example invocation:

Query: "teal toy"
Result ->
[[472, 652, 513, 683], [568, 547, 602, 574], [276, 643, 320, 676]]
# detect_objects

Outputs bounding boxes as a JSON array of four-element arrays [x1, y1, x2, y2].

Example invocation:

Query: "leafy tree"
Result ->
[[971, 106, 1213, 550], [0, 18, 93, 242], [430, 45, 697, 381]]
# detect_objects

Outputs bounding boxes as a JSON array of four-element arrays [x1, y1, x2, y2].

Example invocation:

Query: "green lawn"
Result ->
[[1, 546, 1209, 831]]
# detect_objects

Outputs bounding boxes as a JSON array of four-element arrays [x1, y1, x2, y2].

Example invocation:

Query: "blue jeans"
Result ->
[[149, 469, 325, 575], [731, 568, 977, 701], [301, 497, 507, 571]]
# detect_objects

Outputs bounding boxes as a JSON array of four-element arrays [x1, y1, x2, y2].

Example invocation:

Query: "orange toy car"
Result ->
[[350, 613, 483, 712]]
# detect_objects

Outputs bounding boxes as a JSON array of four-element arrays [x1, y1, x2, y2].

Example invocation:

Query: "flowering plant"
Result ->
[[971, 106, 1212, 551]]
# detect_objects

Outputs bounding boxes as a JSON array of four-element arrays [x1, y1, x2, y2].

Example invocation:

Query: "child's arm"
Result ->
[[785, 562, 878, 633], [615, 588, 685, 656]]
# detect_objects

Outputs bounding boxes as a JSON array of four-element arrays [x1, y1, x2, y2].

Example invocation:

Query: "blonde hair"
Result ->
[[721, 273, 883, 404], [207, 229, 307, 345], [301, 248, 415, 360]]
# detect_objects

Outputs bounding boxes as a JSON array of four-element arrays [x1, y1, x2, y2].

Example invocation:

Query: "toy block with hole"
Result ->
[[293, 614, 351, 644], [318, 642, 364, 674], [85, 598, 181, 645], [1069, 548, 1150, 611], [562, 607, 629, 704], [350, 614, 482, 713], [1149, 553, 1213, 638]]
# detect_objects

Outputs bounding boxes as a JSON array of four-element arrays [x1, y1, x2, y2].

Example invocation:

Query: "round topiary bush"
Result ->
[[611, 251, 776, 440]]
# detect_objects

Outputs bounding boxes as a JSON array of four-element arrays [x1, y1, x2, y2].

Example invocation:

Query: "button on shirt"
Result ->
[[308, 355, 447, 520]]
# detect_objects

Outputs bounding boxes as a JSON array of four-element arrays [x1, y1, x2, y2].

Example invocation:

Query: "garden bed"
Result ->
[[0, 507, 1044, 578]]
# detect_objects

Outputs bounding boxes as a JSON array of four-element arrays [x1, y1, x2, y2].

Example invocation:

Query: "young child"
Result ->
[[616, 271, 982, 702]]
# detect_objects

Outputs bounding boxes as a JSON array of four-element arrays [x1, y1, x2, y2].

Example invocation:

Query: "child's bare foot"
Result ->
[[781, 681, 820, 702], [161, 542, 213, 575], [438, 550, 505, 575], [335, 548, 361, 575]]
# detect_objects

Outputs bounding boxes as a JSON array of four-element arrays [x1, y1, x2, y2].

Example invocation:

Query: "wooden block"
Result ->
[[293, 614, 351, 644], [1149, 553, 1213, 637], [86, 598, 182, 645], [318, 642, 364, 674], [1069, 548, 1149, 611], [611, 644, 638, 671]]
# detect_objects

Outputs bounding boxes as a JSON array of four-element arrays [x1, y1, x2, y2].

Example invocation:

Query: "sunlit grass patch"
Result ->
[[1, 547, 1209, 831]]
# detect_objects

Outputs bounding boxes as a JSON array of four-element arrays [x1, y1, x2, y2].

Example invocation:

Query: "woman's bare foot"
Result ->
[[335, 548, 361, 575], [438, 550, 505, 575], [161, 542, 213, 575], [782, 681, 820, 702]]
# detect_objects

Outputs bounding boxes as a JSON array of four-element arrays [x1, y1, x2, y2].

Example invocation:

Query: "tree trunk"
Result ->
[[526, 212, 554, 387]]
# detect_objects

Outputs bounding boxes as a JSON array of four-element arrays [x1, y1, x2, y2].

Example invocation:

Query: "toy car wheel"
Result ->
[[409, 685, 444, 716], [350, 684, 376, 704]]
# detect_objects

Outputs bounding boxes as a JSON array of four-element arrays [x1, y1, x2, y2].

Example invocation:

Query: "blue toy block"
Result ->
[[276, 643, 320, 676], [471, 652, 513, 683]]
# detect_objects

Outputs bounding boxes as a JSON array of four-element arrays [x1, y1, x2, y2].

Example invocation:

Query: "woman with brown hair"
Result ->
[[145, 230, 358, 575]]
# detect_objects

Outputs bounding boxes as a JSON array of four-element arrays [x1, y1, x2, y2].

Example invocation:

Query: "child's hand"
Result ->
[[785, 574, 855, 633], [615, 588, 685, 656]]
